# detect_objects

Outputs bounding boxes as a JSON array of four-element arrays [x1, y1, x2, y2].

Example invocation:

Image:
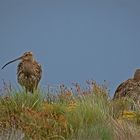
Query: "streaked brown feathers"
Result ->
[[113, 69, 140, 101], [2, 52, 42, 93]]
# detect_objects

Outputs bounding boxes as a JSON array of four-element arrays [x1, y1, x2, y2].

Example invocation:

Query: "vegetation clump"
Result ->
[[0, 81, 140, 140]]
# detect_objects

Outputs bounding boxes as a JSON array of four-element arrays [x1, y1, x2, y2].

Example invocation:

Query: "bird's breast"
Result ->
[[22, 62, 34, 75]]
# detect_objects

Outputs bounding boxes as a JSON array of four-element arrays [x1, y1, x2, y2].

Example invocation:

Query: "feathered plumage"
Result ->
[[2, 52, 42, 93], [113, 69, 140, 101]]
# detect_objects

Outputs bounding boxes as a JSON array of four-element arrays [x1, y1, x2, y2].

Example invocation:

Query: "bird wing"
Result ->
[[33, 61, 42, 84], [17, 62, 23, 75]]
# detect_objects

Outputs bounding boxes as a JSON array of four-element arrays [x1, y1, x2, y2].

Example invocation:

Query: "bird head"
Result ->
[[1, 51, 34, 69], [22, 52, 33, 61]]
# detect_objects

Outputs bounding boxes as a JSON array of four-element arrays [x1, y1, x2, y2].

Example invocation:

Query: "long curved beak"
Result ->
[[1, 56, 22, 70]]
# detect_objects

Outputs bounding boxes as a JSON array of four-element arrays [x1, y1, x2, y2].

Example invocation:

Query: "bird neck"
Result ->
[[23, 58, 34, 63]]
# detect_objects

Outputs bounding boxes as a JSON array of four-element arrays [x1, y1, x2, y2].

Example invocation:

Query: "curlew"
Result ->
[[113, 69, 140, 101], [2, 52, 42, 93]]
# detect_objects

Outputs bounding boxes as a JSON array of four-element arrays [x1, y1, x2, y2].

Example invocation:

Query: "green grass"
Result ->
[[0, 82, 140, 140]]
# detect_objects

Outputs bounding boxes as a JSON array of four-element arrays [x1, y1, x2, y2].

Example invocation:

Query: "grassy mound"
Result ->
[[0, 82, 140, 140]]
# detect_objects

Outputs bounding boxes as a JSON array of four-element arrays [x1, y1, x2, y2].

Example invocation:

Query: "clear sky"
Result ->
[[0, 0, 140, 95]]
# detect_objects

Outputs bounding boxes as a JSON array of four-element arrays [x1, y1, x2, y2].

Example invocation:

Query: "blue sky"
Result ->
[[0, 0, 140, 95]]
